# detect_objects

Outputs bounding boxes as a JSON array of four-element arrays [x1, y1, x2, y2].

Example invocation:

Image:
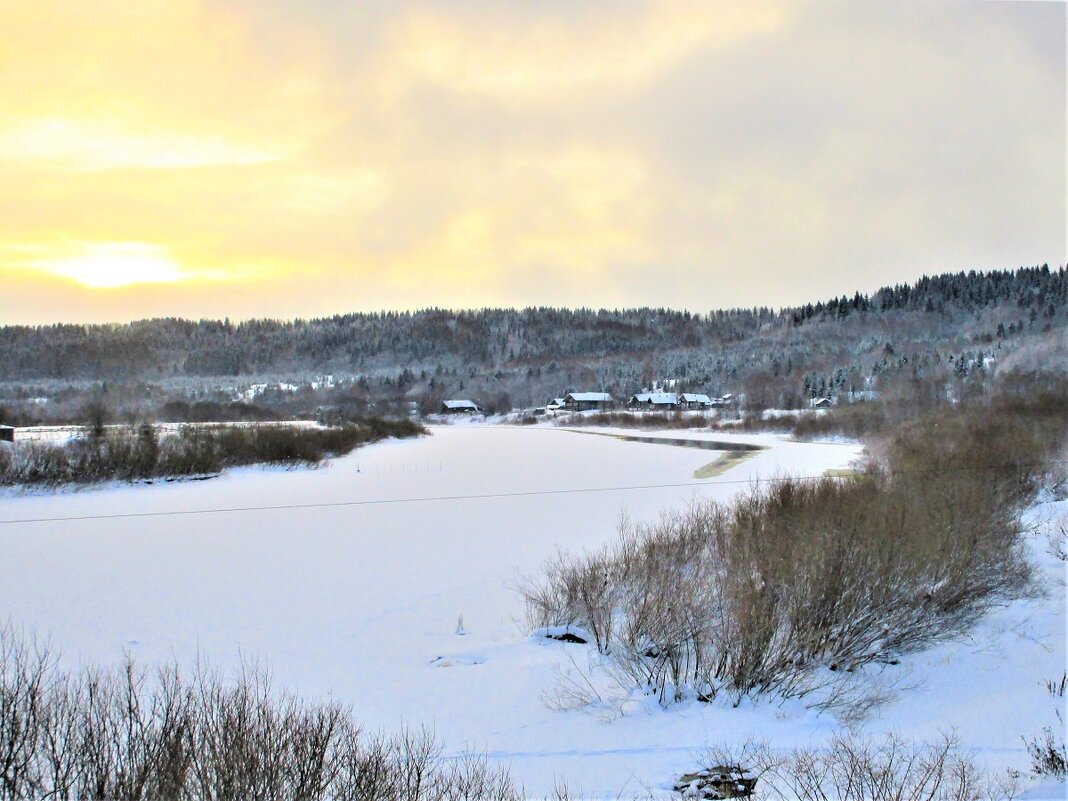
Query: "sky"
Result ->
[[0, 0, 1063, 324]]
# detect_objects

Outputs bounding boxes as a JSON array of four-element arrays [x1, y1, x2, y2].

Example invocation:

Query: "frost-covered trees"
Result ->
[[0, 266, 1063, 422]]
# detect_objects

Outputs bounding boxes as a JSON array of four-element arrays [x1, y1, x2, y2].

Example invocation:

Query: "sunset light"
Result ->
[[35, 242, 187, 289], [0, 0, 1061, 324]]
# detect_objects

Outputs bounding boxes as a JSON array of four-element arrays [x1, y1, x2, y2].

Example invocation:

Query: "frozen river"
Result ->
[[2, 425, 1058, 798]]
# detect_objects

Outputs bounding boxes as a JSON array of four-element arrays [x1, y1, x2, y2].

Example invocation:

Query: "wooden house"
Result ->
[[440, 399, 482, 414], [563, 392, 614, 412]]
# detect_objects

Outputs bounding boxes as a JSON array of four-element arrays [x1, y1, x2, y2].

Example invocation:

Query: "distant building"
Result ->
[[563, 392, 614, 412], [628, 392, 679, 410], [679, 393, 713, 409], [811, 397, 833, 409], [0, 425, 13, 443], [545, 397, 566, 412], [440, 399, 482, 414]]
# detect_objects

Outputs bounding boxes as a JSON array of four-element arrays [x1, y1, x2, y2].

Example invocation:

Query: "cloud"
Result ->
[[381, 0, 788, 106], [0, 0, 1062, 323], [0, 117, 279, 171]]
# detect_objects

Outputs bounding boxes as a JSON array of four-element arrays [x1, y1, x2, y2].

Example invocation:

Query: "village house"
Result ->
[[628, 392, 679, 411], [563, 392, 614, 412], [440, 399, 482, 414], [678, 393, 714, 409]]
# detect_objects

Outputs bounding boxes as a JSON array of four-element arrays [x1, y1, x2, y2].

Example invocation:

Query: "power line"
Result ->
[[0, 477, 797, 525], [0, 461, 1056, 526]]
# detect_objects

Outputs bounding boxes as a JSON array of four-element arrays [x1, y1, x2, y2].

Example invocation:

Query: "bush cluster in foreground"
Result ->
[[0, 419, 425, 488], [0, 625, 521, 801]]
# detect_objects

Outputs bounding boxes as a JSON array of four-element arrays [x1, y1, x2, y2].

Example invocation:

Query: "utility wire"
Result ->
[[0, 460, 1058, 526]]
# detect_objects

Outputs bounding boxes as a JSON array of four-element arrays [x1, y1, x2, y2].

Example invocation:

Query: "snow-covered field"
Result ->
[[0, 426, 1063, 798]]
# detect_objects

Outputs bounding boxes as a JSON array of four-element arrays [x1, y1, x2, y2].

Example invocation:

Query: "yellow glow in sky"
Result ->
[[35, 243, 187, 289], [0, 117, 279, 171], [0, 0, 1062, 324]]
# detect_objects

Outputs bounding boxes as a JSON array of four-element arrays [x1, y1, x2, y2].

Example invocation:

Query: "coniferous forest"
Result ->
[[1, 266, 1064, 424]]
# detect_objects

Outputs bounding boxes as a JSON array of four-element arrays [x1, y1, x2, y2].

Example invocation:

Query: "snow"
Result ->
[[0, 426, 1063, 799]]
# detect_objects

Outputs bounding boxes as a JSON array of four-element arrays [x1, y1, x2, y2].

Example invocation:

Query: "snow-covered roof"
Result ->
[[632, 392, 678, 404], [565, 392, 613, 402], [442, 399, 479, 409], [679, 393, 712, 404], [547, 398, 565, 406], [645, 393, 678, 405]]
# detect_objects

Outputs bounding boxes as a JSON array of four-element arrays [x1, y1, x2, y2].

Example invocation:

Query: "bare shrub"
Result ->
[[0, 623, 521, 800], [1022, 672, 1067, 780], [524, 403, 1049, 711], [699, 732, 1020, 801], [524, 471, 1032, 709], [1024, 727, 1067, 780], [0, 419, 425, 488]]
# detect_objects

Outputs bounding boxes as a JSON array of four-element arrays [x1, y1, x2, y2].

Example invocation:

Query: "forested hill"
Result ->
[[1, 266, 1063, 383]]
